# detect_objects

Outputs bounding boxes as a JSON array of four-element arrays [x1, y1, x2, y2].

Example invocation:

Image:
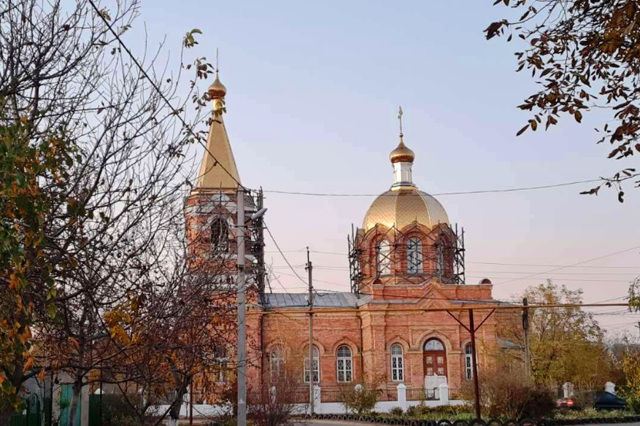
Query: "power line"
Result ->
[[263, 178, 602, 197], [270, 249, 640, 270], [264, 223, 308, 286], [87, 0, 245, 190], [492, 245, 640, 286]]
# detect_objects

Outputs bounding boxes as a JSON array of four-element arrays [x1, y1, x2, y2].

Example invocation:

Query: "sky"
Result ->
[[129, 0, 640, 336]]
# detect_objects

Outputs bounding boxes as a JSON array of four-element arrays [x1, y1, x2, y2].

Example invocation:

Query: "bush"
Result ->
[[621, 350, 640, 413], [339, 382, 381, 415], [389, 406, 404, 416], [100, 394, 143, 426], [460, 365, 555, 419], [402, 403, 474, 419]]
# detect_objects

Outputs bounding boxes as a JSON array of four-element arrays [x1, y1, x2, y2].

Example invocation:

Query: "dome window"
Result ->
[[377, 240, 391, 276], [407, 238, 423, 275]]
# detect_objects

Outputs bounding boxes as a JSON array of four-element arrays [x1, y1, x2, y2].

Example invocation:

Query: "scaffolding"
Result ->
[[184, 188, 266, 298], [348, 222, 465, 295]]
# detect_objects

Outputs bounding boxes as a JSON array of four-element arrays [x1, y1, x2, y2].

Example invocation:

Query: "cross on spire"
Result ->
[[215, 48, 219, 76], [398, 106, 404, 141]]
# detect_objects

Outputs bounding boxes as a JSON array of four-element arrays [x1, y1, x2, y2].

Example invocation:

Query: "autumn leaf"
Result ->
[[23, 357, 34, 372]]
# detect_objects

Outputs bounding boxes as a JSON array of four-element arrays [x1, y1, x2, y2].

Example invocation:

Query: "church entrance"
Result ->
[[423, 338, 447, 378]]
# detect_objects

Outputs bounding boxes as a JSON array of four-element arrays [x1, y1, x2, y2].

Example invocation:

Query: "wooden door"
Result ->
[[423, 338, 447, 377], [424, 351, 447, 376]]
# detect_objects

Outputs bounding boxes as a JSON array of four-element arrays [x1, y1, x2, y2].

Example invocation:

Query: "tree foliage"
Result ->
[[621, 348, 640, 413], [0, 0, 225, 424], [487, 0, 640, 200], [500, 281, 613, 389]]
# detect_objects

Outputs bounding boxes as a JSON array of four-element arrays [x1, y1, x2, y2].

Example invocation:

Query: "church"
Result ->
[[184, 72, 504, 406]]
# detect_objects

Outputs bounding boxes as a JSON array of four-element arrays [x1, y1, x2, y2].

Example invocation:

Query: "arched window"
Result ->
[[270, 346, 284, 381], [213, 345, 228, 383], [464, 344, 473, 380], [211, 218, 229, 253], [304, 346, 320, 383], [377, 240, 391, 275], [407, 238, 423, 275], [435, 242, 444, 277], [391, 344, 404, 382], [336, 345, 353, 383], [423, 338, 447, 377]]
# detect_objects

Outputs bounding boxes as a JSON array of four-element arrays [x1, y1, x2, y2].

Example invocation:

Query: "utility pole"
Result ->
[[523, 298, 531, 379], [468, 309, 481, 420], [237, 186, 247, 426], [306, 247, 314, 416]]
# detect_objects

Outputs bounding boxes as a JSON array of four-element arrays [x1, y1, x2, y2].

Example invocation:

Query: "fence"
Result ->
[[9, 396, 40, 426]]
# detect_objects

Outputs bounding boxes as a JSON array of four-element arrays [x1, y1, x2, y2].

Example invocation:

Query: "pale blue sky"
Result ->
[[132, 0, 639, 335]]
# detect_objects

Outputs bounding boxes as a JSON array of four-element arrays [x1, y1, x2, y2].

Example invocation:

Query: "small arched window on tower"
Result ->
[[435, 242, 444, 278], [407, 238, 423, 275], [377, 240, 391, 276], [211, 218, 229, 253]]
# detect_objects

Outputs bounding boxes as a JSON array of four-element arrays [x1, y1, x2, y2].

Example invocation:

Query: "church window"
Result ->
[[391, 344, 404, 382], [464, 344, 475, 380], [407, 238, 423, 275], [336, 345, 353, 383], [270, 346, 284, 381], [211, 218, 229, 253], [304, 346, 320, 383], [435, 242, 444, 277], [213, 345, 228, 383], [378, 240, 391, 275]]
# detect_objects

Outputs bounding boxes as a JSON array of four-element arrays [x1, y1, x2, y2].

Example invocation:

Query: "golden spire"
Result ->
[[208, 49, 227, 112], [194, 58, 241, 190], [389, 106, 415, 164]]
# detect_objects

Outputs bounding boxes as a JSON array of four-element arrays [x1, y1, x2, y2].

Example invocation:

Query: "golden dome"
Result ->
[[389, 140, 415, 164], [208, 75, 227, 99], [362, 186, 449, 232]]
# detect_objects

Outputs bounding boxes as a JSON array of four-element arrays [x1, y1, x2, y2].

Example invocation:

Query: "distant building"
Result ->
[[184, 73, 504, 404]]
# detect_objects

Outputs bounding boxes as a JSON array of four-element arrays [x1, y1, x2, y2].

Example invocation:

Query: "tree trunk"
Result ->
[[168, 380, 189, 424]]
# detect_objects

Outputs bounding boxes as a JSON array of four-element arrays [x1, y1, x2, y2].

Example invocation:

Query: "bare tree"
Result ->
[[0, 0, 227, 423]]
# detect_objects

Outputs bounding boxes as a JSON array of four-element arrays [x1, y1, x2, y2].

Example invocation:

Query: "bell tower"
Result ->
[[184, 72, 264, 291]]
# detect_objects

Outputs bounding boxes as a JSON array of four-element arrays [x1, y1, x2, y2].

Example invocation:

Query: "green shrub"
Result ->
[[389, 406, 404, 416], [460, 365, 555, 419], [338, 382, 380, 415]]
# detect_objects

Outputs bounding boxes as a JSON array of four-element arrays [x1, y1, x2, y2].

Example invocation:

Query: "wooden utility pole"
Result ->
[[468, 309, 481, 420], [237, 187, 247, 426], [523, 298, 531, 378], [307, 247, 314, 416], [446, 308, 495, 420]]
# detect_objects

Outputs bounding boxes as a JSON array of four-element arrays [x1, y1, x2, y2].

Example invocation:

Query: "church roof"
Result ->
[[363, 187, 449, 232], [194, 73, 241, 190], [264, 292, 371, 308]]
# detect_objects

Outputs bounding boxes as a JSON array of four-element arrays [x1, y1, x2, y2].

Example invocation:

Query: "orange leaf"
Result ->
[[38, 368, 46, 381], [23, 357, 34, 372]]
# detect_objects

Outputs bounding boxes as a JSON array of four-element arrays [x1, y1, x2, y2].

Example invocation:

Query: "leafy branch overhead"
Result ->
[[487, 0, 640, 201]]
